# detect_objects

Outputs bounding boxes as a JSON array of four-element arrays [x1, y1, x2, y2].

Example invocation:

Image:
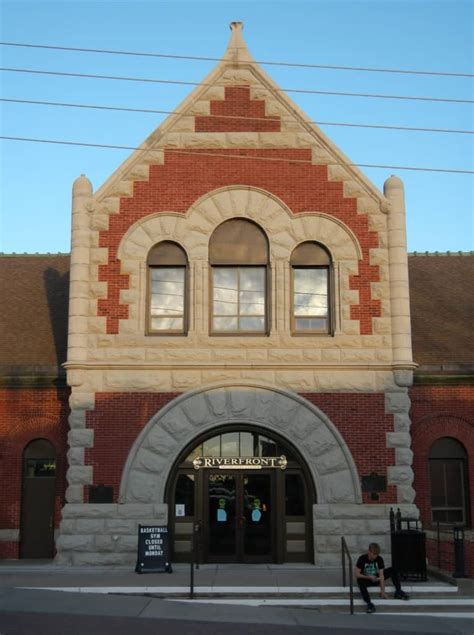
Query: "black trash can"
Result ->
[[391, 523, 427, 581]]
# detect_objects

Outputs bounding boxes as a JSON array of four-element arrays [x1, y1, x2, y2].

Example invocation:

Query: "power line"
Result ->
[[1, 67, 472, 104], [1, 41, 472, 78], [2, 97, 472, 136], [1, 135, 472, 174]]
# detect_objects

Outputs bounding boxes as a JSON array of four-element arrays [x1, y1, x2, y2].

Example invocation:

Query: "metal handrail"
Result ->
[[341, 536, 355, 615]]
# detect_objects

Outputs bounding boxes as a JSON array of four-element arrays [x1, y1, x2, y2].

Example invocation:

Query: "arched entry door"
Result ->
[[20, 439, 57, 558], [167, 426, 314, 564]]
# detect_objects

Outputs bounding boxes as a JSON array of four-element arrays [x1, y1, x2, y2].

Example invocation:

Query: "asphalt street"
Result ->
[[0, 588, 473, 635]]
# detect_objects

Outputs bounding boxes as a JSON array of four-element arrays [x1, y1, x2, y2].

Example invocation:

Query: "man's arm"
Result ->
[[355, 566, 378, 583]]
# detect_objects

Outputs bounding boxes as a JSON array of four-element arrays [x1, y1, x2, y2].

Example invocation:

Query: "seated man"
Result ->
[[355, 542, 409, 613]]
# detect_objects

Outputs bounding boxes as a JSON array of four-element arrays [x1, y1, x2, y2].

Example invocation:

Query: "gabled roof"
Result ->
[[0, 254, 69, 378], [409, 252, 474, 370], [1, 252, 472, 377], [94, 22, 386, 205]]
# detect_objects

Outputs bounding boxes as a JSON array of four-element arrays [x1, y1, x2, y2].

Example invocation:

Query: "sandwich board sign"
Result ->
[[135, 525, 172, 574]]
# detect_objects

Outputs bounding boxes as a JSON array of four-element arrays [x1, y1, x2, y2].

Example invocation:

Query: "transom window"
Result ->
[[147, 241, 188, 334], [209, 219, 269, 334], [429, 437, 469, 525], [185, 430, 297, 462], [291, 242, 331, 334]]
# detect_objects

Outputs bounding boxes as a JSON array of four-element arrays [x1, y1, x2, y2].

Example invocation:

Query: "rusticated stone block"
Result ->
[[68, 429, 94, 448], [116, 503, 155, 519], [76, 519, 105, 534], [397, 485, 416, 504], [385, 391, 410, 414], [386, 432, 411, 448], [67, 447, 84, 466], [396, 447, 414, 466], [105, 519, 136, 534], [387, 466, 414, 486], [65, 486, 84, 504], [67, 466, 93, 485], [56, 535, 94, 551], [95, 536, 116, 552]]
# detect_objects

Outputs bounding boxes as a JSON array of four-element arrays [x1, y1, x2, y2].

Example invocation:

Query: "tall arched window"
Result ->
[[147, 241, 188, 334], [429, 437, 469, 525], [290, 241, 332, 334], [209, 219, 269, 334]]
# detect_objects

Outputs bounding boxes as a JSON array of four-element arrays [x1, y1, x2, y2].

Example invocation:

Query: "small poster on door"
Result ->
[[175, 504, 185, 517]]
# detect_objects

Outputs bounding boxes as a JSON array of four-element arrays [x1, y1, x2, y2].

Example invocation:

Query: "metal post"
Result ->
[[436, 521, 441, 569], [453, 527, 466, 578], [341, 537, 346, 587], [349, 555, 354, 616], [190, 549, 194, 599]]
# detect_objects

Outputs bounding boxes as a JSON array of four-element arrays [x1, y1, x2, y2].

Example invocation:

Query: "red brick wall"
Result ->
[[85, 392, 180, 502], [410, 384, 473, 576], [410, 385, 474, 530], [426, 534, 474, 577], [302, 393, 397, 504], [84, 391, 396, 504], [195, 85, 281, 132], [0, 387, 69, 558]]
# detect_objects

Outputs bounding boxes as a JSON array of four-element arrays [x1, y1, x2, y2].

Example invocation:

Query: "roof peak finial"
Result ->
[[224, 21, 253, 63]]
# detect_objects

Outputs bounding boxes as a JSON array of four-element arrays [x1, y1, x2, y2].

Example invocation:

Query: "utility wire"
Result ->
[[1, 67, 472, 104], [1, 135, 472, 174], [1, 97, 472, 135], [1, 41, 473, 78]]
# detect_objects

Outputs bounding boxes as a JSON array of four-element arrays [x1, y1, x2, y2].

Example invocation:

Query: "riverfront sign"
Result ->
[[193, 456, 287, 470]]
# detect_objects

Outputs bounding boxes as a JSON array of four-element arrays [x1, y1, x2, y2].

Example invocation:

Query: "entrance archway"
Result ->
[[168, 425, 314, 563], [119, 384, 362, 562]]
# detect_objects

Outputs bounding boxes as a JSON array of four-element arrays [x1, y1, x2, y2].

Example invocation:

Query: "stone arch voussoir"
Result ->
[[119, 384, 362, 505]]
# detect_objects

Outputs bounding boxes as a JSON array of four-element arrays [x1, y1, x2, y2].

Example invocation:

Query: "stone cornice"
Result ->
[[63, 361, 417, 372]]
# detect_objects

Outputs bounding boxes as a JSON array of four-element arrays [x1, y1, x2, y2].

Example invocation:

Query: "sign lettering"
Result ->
[[193, 456, 287, 470], [135, 525, 172, 574]]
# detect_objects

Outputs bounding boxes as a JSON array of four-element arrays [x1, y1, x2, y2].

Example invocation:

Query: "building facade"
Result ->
[[1, 23, 472, 571]]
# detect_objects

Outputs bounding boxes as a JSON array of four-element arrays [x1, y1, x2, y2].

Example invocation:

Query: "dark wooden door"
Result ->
[[205, 471, 274, 563], [20, 444, 56, 559]]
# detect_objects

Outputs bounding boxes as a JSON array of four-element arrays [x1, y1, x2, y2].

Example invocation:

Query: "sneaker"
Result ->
[[394, 590, 409, 600], [366, 602, 376, 613]]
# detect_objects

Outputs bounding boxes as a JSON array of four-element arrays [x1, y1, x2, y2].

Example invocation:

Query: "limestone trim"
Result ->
[[119, 383, 363, 506], [65, 361, 401, 372], [384, 388, 415, 504], [117, 186, 363, 263]]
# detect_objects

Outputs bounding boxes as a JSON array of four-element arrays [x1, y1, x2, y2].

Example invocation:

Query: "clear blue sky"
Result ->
[[1, 0, 473, 253]]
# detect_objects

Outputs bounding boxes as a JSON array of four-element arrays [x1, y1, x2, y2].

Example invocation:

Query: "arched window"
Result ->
[[429, 437, 469, 525], [290, 242, 332, 334], [147, 241, 188, 334], [209, 219, 269, 334]]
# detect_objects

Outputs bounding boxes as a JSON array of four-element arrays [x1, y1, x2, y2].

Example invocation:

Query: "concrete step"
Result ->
[[20, 584, 459, 596]]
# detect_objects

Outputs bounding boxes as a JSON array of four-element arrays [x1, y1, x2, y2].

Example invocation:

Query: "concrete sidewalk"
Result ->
[[0, 560, 453, 592]]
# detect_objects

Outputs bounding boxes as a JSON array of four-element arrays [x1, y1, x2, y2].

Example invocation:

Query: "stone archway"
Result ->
[[119, 383, 362, 505]]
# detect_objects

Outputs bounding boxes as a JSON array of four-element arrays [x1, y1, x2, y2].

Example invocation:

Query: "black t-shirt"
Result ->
[[356, 553, 385, 578]]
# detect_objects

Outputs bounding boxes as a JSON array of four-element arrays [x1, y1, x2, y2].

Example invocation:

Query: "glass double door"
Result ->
[[205, 471, 273, 563]]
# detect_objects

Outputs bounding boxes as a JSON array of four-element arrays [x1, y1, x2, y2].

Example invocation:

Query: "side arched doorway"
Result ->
[[20, 439, 57, 558], [166, 425, 315, 563]]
